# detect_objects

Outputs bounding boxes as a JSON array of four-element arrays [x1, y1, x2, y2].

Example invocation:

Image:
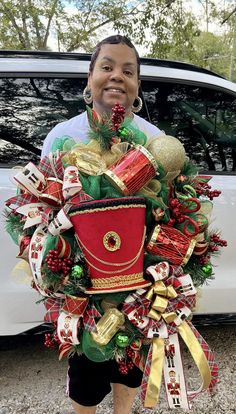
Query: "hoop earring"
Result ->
[[132, 96, 143, 113], [83, 86, 93, 105]]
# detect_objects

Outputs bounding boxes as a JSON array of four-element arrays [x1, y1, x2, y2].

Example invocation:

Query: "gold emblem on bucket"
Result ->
[[103, 232, 121, 252]]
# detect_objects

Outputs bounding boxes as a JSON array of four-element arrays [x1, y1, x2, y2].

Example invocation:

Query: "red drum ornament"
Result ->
[[40, 178, 63, 207], [146, 224, 196, 266], [62, 295, 88, 316], [104, 145, 158, 195]]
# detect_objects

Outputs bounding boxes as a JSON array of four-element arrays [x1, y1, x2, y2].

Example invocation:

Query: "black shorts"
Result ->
[[67, 353, 143, 406]]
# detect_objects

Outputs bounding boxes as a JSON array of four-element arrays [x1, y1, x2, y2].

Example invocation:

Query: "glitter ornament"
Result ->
[[202, 263, 213, 276], [147, 135, 186, 173], [115, 332, 130, 348], [71, 265, 83, 279], [119, 127, 129, 138]]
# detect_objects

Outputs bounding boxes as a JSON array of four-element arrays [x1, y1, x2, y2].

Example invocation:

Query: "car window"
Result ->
[[141, 80, 236, 172], [0, 77, 87, 166]]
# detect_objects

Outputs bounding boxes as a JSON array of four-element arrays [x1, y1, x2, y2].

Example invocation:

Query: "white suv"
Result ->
[[0, 51, 236, 335]]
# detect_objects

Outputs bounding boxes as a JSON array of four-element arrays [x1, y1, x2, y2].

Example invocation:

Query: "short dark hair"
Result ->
[[89, 35, 140, 78]]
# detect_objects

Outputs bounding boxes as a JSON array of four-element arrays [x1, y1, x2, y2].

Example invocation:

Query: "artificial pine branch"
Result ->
[[184, 258, 214, 286], [181, 159, 199, 178], [41, 263, 64, 291], [86, 105, 114, 151], [4, 208, 24, 235]]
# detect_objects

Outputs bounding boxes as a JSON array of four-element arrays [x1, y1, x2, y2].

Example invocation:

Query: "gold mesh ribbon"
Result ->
[[62, 140, 127, 176]]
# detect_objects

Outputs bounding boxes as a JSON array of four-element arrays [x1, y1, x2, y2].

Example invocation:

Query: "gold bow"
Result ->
[[145, 280, 177, 323], [142, 279, 213, 408]]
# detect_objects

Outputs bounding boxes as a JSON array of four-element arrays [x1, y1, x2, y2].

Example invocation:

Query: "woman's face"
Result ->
[[88, 43, 140, 116]]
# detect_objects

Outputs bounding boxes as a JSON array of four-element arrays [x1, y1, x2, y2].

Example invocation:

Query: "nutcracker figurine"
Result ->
[[167, 370, 181, 408]]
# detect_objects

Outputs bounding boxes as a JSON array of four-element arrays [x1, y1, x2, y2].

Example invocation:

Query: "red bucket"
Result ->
[[69, 197, 151, 294]]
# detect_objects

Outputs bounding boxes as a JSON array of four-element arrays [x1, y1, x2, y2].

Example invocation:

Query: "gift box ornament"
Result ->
[[146, 224, 196, 266], [69, 197, 151, 293], [91, 308, 125, 346], [104, 145, 158, 195]]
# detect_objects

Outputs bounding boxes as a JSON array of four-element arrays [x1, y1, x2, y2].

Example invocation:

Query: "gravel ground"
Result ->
[[0, 325, 235, 414]]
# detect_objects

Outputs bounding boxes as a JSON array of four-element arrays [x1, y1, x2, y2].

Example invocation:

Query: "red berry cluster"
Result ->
[[196, 182, 221, 200], [208, 233, 227, 252], [44, 332, 60, 349], [210, 233, 227, 247], [45, 250, 73, 275], [112, 103, 125, 131], [168, 198, 185, 224], [118, 347, 135, 375], [199, 255, 210, 265], [199, 233, 227, 263]]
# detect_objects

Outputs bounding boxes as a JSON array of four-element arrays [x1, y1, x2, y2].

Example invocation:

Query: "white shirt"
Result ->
[[41, 111, 163, 157]]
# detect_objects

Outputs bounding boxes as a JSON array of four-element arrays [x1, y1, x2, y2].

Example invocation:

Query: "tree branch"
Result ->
[[0, 128, 41, 155], [27, 0, 43, 48], [19, 0, 31, 49], [81, 0, 97, 30], [221, 6, 236, 25], [42, 0, 59, 49], [0, 0, 28, 48], [67, 7, 142, 51]]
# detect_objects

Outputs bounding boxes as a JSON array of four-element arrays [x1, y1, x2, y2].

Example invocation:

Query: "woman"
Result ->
[[42, 35, 163, 414], [41, 35, 162, 157]]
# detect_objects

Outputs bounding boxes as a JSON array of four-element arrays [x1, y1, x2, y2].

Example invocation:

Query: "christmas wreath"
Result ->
[[4, 104, 227, 409]]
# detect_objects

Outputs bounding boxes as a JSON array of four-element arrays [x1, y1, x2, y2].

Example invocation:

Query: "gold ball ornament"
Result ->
[[146, 135, 186, 173]]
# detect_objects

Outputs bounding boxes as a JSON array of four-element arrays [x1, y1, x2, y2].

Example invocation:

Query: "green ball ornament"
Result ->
[[202, 263, 213, 276], [119, 127, 129, 138], [115, 332, 130, 348], [71, 265, 83, 278]]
